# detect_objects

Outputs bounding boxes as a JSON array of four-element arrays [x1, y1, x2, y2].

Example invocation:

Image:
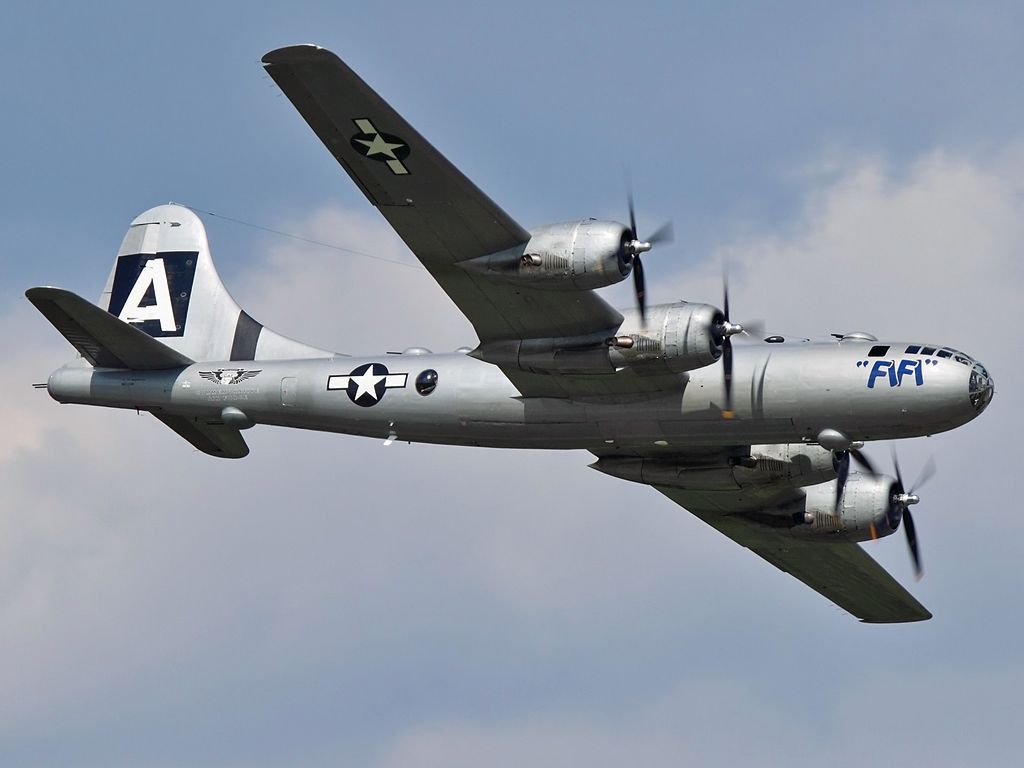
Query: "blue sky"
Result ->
[[2, 2, 1022, 766]]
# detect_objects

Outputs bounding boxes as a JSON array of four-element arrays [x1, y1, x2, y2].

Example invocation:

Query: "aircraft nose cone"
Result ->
[[968, 361, 994, 413]]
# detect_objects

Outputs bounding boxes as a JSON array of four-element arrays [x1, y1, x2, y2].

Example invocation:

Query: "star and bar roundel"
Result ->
[[327, 363, 408, 407], [350, 118, 410, 175]]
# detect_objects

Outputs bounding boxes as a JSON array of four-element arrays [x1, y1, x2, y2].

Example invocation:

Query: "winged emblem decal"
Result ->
[[198, 368, 262, 386]]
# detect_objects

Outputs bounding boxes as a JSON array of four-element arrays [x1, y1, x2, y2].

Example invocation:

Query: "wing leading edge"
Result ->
[[262, 45, 622, 346], [654, 485, 930, 623]]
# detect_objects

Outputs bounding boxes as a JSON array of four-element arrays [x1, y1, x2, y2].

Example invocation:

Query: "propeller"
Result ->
[[714, 275, 746, 418], [622, 189, 673, 325], [888, 450, 936, 580]]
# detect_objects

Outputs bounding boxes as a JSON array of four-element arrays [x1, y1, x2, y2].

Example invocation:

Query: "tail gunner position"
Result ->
[[28, 46, 994, 623]]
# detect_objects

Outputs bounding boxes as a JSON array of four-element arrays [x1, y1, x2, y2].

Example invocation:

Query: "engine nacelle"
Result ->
[[792, 473, 901, 542], [592, 443, 837, 491], [472, 300, 728, 375], [608, 302, 725, 373], [458, 219, 633, 291]]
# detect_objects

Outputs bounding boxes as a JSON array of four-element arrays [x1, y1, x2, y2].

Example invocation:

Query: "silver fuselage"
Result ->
[[47, 339, 992, 451]]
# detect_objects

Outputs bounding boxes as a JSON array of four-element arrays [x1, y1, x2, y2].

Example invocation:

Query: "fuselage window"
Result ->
[[905, 345, 921, 354], [920, 346, 937, 355], [868, 345, 890, 357], [937, 349, 952, 358]]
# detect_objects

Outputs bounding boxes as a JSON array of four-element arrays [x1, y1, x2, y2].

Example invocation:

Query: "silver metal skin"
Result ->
[[608, 304, 723, 372], [459, 220, 633, 291], [46, 334, 989, 449]]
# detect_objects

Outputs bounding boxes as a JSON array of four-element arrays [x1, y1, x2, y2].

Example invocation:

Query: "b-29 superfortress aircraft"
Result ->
[[28, 46, 994, 623]]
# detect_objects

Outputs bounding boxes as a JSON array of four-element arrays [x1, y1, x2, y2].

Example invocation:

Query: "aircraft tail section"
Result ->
[[27, 204, 336, 459], [97, 204, 334, 363]]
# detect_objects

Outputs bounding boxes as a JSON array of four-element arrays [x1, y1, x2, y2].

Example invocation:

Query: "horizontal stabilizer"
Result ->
[[152, 413, 249, 459], [26, 287, 193, 370]]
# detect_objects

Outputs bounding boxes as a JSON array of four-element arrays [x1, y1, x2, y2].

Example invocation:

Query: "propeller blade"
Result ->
[[647, 220, 674, 245], [834, 451, 850, 514], [722, 273, 731, 323], [627, 188, 638, 239], [738, 319, 766, 339], [722, 337, 734, 418], [851, 448, 878, 476], [633, 256, 646, 325], [911, 456, 937, 493], [903, 507, 923, 580], [891, 445, 904, 490]]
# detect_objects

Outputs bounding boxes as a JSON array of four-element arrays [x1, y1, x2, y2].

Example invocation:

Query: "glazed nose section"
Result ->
[[968, 362, 994, 413]]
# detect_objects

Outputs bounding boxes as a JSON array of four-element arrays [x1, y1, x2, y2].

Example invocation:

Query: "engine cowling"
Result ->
[[458, 219, 633, 291], [608, 301, 725, 373], [793, 473, 902, 542]]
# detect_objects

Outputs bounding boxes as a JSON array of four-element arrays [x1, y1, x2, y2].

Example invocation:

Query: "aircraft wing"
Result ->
[[262, 45, 622, 345], [654, 484, 931, 623]]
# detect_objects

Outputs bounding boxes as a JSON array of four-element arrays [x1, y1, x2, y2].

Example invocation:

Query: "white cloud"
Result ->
[[369, 662, 1024, 768], [709, 147, 1024, 344]]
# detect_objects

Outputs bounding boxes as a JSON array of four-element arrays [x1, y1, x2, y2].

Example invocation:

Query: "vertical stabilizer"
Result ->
[[99, 204, 335, 362]]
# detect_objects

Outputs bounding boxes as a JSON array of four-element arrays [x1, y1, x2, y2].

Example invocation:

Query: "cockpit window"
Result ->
[[868, 345, 890, 357], [905, 344, 974, 364], [969, 363, 994, 410]]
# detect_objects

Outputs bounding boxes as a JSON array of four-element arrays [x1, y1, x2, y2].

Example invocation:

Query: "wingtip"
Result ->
[[26, 286, 68, 302], [261, 44, 332, 66], [860, 607, 933, 624]]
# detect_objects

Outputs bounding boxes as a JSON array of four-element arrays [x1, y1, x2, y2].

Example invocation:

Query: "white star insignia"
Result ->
[[350, 365, 386, 400]]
